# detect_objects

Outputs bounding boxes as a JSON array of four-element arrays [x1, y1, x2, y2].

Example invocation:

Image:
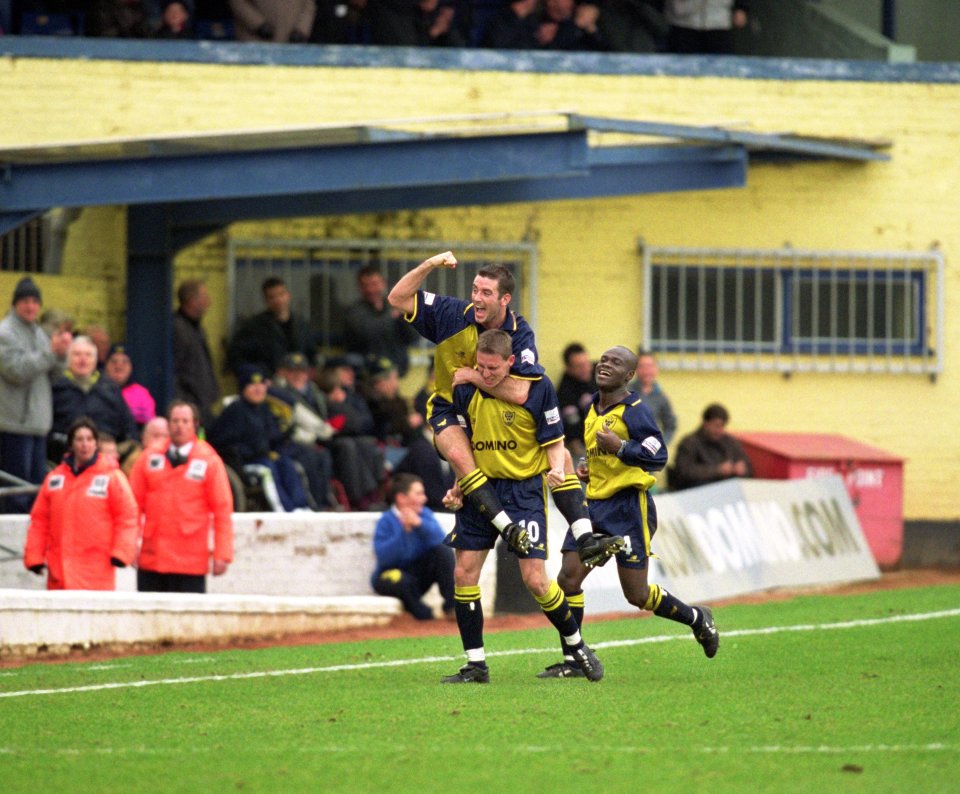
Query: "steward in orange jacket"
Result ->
[[128, 401, 233, 583], [25, 428, 139, 590]]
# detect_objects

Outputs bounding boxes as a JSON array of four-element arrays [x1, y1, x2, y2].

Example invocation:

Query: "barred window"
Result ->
[[642, 245, 943, 376]]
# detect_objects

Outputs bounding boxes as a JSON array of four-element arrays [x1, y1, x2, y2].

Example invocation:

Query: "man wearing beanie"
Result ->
[[0, 277, 73, 512]]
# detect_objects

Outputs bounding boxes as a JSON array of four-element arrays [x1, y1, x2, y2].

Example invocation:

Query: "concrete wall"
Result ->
[[1, 46, 959, 523]]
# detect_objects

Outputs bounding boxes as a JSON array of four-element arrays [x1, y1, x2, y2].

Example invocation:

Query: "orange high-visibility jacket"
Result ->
[[128, 439, 234, 576], [24, 455, 139, 590]]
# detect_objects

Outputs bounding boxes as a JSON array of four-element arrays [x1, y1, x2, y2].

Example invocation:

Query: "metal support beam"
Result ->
[[0, 132, 590, 212], [165, 145, 747, 230]]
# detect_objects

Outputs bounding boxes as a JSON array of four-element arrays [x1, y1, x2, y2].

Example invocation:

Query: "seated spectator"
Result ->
[[40, 308, 74, 339], [484, 0, 538, 49], [664, 0, 748, 55], [317, 365, 387, 510], [556, 341, 596, 459], [98, 433, 121, 468], [84, 324, 111, 372], [207, 365, 311, 511], [228, 0, 315, 42], [267, 352, 338, 510], [670, 402, 753, 491], [103, 344, 157, 430], [49, 336, 139, 465], [227, 276, 316, 378], [535, 0, 607, 51], [343, 265, 420, 378], [371, 473, 455, 620], [24, 416, 139, 591], [151, 1, 194, 37], [361, 356, 422, 448], [598, 0, 667, 53], [628, 349, 677, 445], [393, 424, 455, 513]]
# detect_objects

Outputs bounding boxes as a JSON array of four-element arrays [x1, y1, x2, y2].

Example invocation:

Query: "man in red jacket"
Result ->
[[128, 400, 234, 593]]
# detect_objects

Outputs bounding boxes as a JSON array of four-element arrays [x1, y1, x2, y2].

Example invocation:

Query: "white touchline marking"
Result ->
[[1, 608, 957, 700]]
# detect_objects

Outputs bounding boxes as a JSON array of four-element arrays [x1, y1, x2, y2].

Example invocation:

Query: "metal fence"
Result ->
[[228, 238, 537, 365], [641, 243, 944, 377]]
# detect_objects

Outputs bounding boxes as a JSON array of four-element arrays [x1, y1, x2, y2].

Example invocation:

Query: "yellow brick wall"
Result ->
[[3, 57, 958, 520]]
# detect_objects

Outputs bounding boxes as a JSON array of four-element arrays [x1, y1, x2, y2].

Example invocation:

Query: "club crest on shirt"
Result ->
[[148, 454, 165, 471], [48, 475, 65, 491], [502, 410, 515, 426], [87, 475, 109, 498], [186, 459, 208, 481], [603, 417, 617, 430]]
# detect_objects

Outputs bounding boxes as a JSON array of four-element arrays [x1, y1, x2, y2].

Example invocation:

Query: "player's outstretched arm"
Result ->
[[387, 251, 458, 316]]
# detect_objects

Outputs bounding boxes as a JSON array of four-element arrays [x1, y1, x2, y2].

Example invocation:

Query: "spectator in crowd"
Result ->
[[267, 352, 338, 510], [371, 473, 455, 620], [49, 336, 139, 465], [151, 0, 194, 37], [664, 0, 748, 55], [484, 0, 538, 48], [343, 265, 420, 378], [103, 343, 157, 430], [670, 402, 753, 490], [556, 341, 595, 459], [316, 365, 387, 510], [393, 423, 455, 513], [227, 276, 316, 378], [122, 415, 170, 478], [84, 324, 111, 371], [419, 0, 467, 47], [207, 364, 312, 511], [627, 348, 677, 445], [172, 278, 221, 430], [228, 0, 315, 42], [24, 416, 139, 590], [535, 0, 607, 51], [361, 355, 422, 449], [0, 277, 72, 513], [40, 308, 74, 339], [98, 433, 120, 467], [128, 400, 234, 593]]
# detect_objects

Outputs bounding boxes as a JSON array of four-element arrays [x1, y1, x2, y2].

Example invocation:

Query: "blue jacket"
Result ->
[[371, 506, 447, 580]]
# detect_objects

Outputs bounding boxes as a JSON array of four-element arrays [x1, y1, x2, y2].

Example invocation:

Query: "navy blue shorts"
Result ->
[[426, 396, 462, 437], [560, 488, 658, 570], [445, 475, 549, 559]]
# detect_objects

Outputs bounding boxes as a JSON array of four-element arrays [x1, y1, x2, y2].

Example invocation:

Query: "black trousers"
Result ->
[[373, 545, 455, 620], [137, 568, 206, 593]]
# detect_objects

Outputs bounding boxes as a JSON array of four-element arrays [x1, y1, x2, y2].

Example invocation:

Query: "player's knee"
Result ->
[[520, 569, 549, 598]]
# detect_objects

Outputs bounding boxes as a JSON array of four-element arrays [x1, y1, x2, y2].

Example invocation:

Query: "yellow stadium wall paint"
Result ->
[[2, 56, 958, 522]]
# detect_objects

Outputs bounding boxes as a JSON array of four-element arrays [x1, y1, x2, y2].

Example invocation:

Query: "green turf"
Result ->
[[1, 585, 958, 793]]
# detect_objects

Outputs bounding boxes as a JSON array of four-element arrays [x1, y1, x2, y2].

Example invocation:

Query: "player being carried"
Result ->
[[438, 329, 604, 683], [387, 251, 621, 567], [538, 344, 719, 679]]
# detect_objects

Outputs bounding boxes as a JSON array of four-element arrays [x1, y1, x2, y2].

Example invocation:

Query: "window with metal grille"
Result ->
[[228, 239, 537, 364], [0, 216, 45, 273], [642, 244, 943, 376]]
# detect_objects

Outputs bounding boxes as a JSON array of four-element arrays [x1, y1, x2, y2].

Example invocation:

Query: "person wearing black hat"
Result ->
[[0, 277, 73, 512], [207, 364, 312, 512]]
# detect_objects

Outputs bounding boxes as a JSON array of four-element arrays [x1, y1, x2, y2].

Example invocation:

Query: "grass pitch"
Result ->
[[1, 584, 957, 793]]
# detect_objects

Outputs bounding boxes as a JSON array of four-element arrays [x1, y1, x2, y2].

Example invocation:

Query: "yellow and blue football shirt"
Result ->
[[584, 393, 667, 500], [452, 375, 564, 481], [404, 290, 543, 413]]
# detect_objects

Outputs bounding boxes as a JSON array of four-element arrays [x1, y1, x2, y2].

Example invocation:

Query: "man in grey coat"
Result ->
[[0, 277, 72, 512]]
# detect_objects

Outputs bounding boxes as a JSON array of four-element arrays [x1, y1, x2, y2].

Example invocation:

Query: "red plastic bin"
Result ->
[[735, 432, 905, 568]]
